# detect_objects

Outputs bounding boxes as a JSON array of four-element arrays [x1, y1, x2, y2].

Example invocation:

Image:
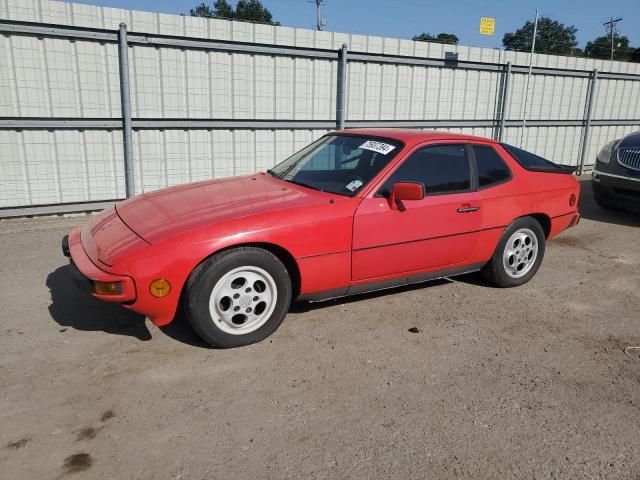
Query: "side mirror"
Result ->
[[388, 182, 425, 210]]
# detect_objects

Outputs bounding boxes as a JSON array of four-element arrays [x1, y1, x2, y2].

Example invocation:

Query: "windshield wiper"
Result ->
[[283, 179, 324, 193], [266, 168, 278, 178]]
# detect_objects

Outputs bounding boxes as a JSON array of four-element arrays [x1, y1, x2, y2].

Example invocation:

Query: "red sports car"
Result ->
[[63, 130, 580, 348]]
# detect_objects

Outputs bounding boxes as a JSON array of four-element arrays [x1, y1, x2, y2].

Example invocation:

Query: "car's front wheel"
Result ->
[[481, 217, 546, 287], [184, 247, 292, 348]]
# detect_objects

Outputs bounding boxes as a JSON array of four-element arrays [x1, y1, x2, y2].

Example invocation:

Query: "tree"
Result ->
[[413, 32, 459, 45], [189, 0, 278, 25], [632, 48, 640, 63], [570, 47, 584, 57], [502, 16, 578, 55], [190, 0, 234, 19], [585, 34, 631, 61], [235, 0, 278, 24]]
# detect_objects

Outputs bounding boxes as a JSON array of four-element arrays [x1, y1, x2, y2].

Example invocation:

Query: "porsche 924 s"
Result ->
[[63, 130, 580, 347]]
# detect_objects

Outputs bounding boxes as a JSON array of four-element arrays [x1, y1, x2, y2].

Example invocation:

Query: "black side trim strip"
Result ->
[[297, 262, 485, 303]]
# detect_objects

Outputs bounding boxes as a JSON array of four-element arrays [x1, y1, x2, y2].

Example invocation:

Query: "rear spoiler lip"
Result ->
[[526, 164, 577, 174], [558, 165, 578, 174]]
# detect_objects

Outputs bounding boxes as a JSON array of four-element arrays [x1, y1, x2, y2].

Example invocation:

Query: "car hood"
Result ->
[[620, 131, 640, 147], [115, 174, 329, 244]]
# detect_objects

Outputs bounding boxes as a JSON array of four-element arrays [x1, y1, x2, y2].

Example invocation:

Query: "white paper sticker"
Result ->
[[359, 140, 396, 155], [345, 179, 363, 192]]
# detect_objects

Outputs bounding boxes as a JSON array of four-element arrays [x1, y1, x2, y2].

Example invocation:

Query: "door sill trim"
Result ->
[[297, 262, 486, 303]]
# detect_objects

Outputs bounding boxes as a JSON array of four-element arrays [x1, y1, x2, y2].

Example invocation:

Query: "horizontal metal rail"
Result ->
[[1, 117, 637, 130], [0, 20, 117, 41], [2, 20, 640, 80], [0, 20, 337, 59], [590, 119, 640, 126], [0, 200, 119, 218], [0, 118, 336, 129]]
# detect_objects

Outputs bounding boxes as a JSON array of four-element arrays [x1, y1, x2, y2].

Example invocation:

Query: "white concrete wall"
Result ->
[[1, 0, 639, 209]]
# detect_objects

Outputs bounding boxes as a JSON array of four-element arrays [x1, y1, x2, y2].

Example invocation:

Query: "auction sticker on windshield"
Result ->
[[359, 140, 396, 155], [345, 179, 363, 192]]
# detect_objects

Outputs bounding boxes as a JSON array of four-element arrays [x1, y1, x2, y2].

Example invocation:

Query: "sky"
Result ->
[[71, 0, 640, 51]]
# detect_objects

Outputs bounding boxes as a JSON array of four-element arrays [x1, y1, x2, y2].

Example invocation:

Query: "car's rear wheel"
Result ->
[[481, 217, 546, 287], [184, 247, 292, 348]]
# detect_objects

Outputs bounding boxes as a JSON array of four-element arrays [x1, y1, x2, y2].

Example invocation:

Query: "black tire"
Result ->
[[593, 193, 616, 210], [183, 247, 292, 348], [481, 216, 546, 288], [592, 182, 616, 210]]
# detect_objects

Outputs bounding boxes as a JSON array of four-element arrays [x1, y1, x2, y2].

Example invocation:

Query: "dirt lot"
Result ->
[[1, 178, 639, 479]]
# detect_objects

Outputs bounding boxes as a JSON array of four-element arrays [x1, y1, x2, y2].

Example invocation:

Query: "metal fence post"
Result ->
[[497, 61, 512, 142], [336, 43, 347, 130], [578, 69, 598, 176], [118, 23, 135, 198]]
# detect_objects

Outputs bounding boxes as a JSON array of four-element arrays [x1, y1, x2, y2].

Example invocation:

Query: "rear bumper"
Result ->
[[548, 211, 580, 239], [63, 229, 137, 303], [592, 170, 640, 212]]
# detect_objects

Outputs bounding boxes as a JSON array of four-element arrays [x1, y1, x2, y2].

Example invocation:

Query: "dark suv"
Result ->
[[592, 132, 640, 212]]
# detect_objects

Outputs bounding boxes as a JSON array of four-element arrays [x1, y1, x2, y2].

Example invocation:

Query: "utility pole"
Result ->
[[520, 9, 539, 147], [314, 0, 326, 31], [602, 17, 622, 61]]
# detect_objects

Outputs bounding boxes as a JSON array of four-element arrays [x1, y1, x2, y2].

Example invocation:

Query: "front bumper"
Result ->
[[592, 170, 640, 212], [62, 230, 137, 303]]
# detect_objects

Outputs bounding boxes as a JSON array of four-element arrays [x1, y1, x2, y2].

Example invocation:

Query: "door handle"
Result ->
[[457, 205, 480, 213]]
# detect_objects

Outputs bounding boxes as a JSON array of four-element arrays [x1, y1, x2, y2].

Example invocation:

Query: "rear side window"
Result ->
[[500, 143, 564, 172], [380, 145, 471, 195], [473, 145, 512, 188]]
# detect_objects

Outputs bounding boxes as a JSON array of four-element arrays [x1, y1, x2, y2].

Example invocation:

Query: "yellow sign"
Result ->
[[480, 17, 495, 35]]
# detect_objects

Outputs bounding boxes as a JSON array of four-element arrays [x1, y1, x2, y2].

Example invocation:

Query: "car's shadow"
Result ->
[[47, 265, 212, 348], [578, 177, 640, 227], [159, 312, 211, 348], [47, 265, 152, 341], [47, 266, 472, 347]]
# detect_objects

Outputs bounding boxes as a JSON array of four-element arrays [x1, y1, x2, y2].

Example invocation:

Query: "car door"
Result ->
[[351, 143, 482, 281]]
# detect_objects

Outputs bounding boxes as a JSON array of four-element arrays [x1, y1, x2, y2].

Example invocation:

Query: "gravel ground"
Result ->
[[1, 178, 639, 479]]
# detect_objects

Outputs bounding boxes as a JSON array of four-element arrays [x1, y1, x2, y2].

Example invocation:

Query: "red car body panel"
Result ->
[[66, 130, 580, 326]]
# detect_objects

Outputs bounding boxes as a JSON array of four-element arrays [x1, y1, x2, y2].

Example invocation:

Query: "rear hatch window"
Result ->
[[501, 143, 575, 174]]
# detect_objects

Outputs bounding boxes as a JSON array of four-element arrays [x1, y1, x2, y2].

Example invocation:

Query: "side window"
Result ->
[[380, 145, 471, 195], [473, 145, 512, 188]]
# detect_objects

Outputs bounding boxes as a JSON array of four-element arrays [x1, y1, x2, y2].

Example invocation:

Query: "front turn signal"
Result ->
[[94, 281, 122, 295], [149, 278, 171, 298]]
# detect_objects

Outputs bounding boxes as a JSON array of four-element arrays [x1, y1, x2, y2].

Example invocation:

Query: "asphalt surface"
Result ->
[[1, 178, 639, 479]]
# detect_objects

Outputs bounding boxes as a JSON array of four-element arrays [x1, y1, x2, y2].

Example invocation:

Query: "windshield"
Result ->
[[268, 134, 404, 197]]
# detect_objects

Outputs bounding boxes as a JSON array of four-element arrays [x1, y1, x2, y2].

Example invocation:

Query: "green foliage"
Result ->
[[235, 0, 278, 24], [585, 35, 631, 61], [190, 0, 233, 18], [189, 0, 278, 25], [213, 0, 235, 19], [502, 17, 578, 55], [412, 32, 459, 45], [190, 3, 214, 17]]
